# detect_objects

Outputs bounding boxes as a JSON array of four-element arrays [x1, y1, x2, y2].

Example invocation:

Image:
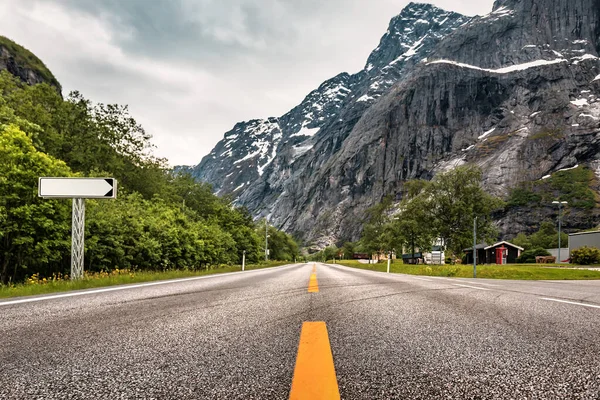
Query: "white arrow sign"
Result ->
[[38, 177, 117, 199]]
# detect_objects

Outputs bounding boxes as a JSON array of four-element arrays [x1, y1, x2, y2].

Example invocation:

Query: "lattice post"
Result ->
[[71, 198, 86, 280]]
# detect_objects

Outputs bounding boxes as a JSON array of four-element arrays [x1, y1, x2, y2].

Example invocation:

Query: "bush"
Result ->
[[570, 246, 600, 265], [517, 248, 551, 263]]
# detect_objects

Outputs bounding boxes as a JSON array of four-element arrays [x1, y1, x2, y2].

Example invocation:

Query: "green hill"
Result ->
[[0, 35, 61, 92]]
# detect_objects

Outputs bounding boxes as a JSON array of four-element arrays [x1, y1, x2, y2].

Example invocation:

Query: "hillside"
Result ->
[[0, 35, 61, 92]]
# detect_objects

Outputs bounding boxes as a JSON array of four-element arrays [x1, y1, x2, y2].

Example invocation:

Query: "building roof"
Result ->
[[484, 241, 524, 251], [568, 230, 600, 237], [463, 243, 488, 252]]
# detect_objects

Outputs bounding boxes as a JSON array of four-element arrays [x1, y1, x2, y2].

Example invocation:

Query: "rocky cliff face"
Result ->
[[191, 0, 600, 249], [191, 3, 469, 198], [0, 36, 61, 93]]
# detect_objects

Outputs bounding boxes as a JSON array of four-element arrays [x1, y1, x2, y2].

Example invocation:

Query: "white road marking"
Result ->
[[462, 281, 499, 287], [453, 284, 491, 291], [412, 277, 432, 282], [0, 264, 298, 306], [540, 298, 600, 309]]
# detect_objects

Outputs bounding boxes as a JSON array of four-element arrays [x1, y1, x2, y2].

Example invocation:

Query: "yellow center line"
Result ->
[[308, 273, 319, 292], [289, 322, 340, 400]]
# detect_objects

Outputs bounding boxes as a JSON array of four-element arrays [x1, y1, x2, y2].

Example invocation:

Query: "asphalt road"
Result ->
[[1, 263, 600, 399]]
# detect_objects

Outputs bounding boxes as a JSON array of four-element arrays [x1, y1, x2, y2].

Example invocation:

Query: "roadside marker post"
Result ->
[[473, 216, 477, 278], [242, 250, 246, 271], [38, 177, 117, 280], [387, 252, 391, 273]]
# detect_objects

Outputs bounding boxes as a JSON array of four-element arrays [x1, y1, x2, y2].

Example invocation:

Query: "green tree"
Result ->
[[341, 242, 356, 260], [511, 221, 568, 250], [360, 196, 394, 258], [511, 233, 532, 250], [529, 221, 568, 249], [389, 190, 436, 258], [421, 165, 503, 256], [0, 124, 72, 283]]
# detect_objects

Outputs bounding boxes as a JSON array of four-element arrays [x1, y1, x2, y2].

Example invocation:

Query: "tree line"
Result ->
[[310, 165, 504, 262], [312, 164, 591, 264], [0, 71, 298, 284]]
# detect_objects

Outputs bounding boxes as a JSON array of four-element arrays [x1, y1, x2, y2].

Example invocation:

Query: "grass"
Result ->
[[0, 261, 289, 299], [333, 260, 600, 280]]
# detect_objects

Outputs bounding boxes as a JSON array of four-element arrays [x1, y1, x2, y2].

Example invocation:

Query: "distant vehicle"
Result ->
[[424, 246, 445, 264]]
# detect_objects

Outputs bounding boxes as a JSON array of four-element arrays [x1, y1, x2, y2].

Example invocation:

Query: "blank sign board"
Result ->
[[38, 177, 117, 199]]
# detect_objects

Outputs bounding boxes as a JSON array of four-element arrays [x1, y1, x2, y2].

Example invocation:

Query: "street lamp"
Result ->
[[552, 201, 568, 263]]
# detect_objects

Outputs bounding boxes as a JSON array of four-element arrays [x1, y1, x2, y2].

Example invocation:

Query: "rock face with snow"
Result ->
[[191, 3, 468, 198], [191, 0, 600, 248]]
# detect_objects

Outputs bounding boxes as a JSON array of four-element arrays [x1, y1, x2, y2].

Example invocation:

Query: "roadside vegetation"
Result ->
[[0, 261, 289, 299], [310, 165, 503, 262], [0, 71, 299, 287], [309, 165, 600, 273], [333, 260, 600, 280], [506, 166, 597, 210]]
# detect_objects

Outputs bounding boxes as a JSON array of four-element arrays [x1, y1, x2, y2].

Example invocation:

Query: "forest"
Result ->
[[0, 71, 298, 284]]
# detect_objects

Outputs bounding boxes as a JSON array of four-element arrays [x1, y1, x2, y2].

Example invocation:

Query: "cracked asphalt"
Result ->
[[1, 263, 599, 399]]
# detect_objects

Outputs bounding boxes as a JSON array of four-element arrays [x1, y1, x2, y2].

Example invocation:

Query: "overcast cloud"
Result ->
[[0, 0, 495, 166]]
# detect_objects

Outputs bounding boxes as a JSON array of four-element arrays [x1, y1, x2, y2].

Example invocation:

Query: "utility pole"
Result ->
[[473, 216, 477, 278], [552, 201, 568, 263]]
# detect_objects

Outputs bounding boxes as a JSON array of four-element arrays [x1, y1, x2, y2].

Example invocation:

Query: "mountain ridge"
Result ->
[[190, 0, 600, 249], [190, 2, 469, 199]]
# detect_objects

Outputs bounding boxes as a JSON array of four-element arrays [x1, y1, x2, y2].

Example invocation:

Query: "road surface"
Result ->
[[1, 263, 599, 399]]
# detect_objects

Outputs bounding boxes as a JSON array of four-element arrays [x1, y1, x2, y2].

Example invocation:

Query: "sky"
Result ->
[[0, 0, 495, 166]]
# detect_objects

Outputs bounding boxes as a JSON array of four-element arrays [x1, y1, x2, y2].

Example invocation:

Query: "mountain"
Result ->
[[0, 36, 61, 93], [190, 0, 600, 249]]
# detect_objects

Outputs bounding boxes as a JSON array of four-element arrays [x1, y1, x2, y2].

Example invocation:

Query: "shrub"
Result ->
[[517, 248, 551, 263], [507, 187, 541, 207], [570, 246, 600, 265]]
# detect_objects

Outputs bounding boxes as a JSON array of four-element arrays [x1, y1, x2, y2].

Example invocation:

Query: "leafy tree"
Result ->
[[341, 242, 356, 260], [0, 124, 72, 283], [421, 165, 504, 256], [322, 246, 339, 262], [360, 196, 394, 258], [389, 191, 436, 258], [266, 225, 299, 261], [357, 165, 503, 260], [511, 233, 531, 250], [511, 221, 567, 250]]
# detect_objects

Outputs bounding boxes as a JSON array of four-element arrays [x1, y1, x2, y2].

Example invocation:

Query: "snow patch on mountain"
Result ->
[[428, 58, 568, 74], [291, 126, 320, 138]]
